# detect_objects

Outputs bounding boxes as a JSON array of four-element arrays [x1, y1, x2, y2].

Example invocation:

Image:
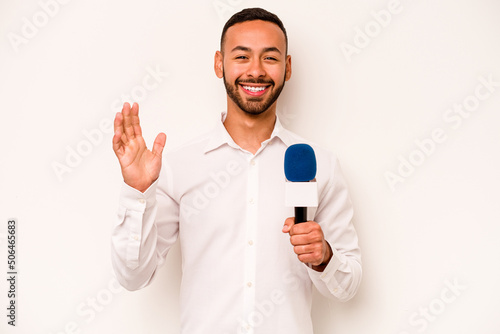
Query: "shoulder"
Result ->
[[163, 129, 213, 160]]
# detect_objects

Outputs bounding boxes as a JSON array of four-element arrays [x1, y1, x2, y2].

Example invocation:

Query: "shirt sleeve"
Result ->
[[110, 165, 180, 291], [306, 155, 362, 302]]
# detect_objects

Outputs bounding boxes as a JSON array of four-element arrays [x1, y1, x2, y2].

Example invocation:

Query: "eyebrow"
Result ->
[[230, 46, 282, 54]]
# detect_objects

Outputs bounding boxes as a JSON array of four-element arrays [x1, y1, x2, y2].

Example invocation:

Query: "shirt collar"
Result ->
[[203, 112, 294, 154]]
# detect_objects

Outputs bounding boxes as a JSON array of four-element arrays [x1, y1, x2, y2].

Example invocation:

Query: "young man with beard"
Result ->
[[111, 7, 361, 334]]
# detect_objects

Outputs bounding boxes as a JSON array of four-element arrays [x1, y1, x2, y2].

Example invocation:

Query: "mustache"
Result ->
[[236, 79, 274, 85]]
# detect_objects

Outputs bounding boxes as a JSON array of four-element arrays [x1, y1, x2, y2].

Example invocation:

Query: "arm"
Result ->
[[110, 102, 176, 290], [111, 178, 179, 291]]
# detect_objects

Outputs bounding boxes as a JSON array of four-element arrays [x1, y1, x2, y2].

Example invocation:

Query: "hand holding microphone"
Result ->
[[284, 143, 318, 223], [282, 144, 332, 270]]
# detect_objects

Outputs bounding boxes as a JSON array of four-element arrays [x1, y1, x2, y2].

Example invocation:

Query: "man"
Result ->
[[111, 7, 361, 334]]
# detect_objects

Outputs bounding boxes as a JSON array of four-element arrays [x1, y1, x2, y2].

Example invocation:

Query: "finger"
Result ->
[[290, 227, 323, 244], [294, 242, 323, 258], [112, 112, 124, 153], [112, 128, 123, 154], [152, 132, 167, 158], [293, 243, 319, 256], [122, 102, 135, 139], [282, 217, 294, 233], [297, 253, 322, 266], [120, 132, 129, 145], [113, 111, 123, 135], [290, 221, 319, 236], [290, 233, 321, 247], [113, 112, 131, 153], [131, 102, 142, 137]]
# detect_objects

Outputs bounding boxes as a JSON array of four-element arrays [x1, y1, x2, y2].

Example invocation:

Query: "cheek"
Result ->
[[224, 63, 246, 77], [224, 71, 241, 84], [267, 66, 287, 82]]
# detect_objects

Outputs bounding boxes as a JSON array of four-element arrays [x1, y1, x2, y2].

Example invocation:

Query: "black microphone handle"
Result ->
[[295, 207, 307, 224]]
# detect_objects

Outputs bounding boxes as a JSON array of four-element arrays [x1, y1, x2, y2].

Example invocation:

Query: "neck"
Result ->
[[223, 99, 277, 154]]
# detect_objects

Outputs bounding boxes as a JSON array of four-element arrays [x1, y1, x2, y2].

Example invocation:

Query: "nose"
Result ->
[[246, 58, 266, 78]]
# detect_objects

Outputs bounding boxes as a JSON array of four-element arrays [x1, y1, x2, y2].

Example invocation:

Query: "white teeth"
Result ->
[[243, 85, 266, 92]]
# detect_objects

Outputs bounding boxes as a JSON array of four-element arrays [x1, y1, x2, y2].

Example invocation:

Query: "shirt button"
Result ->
[[138, 199, 146, 204], [250, 160, 256, 166], [247, 282, 253, 288], [248, 240, 254, 246], [133, 235, 139, 241], [249, 198, 254, 204]]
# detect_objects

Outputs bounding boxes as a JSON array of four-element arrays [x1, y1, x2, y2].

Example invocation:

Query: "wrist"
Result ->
[[311, 242, 332, 272], [123, 177, 156, 193]]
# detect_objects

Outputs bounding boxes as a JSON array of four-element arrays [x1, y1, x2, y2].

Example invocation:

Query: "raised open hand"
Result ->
[[112, 102, 166, 192]]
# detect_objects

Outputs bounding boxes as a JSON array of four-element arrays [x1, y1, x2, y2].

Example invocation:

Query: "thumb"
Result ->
[[282, 217, 294, 233], [152, 132, 167, 157]]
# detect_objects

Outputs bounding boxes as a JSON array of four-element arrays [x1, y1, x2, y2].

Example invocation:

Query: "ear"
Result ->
[[285, 55, 292, 82], [214, 51, 224, 78]]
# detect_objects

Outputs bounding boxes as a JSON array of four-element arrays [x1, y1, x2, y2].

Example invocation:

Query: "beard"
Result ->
[[223, 72, 286, 116]]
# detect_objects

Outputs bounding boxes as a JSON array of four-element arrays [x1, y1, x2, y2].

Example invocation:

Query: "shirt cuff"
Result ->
[[119, 180, 158, 212], [306, 247, 348, 298]]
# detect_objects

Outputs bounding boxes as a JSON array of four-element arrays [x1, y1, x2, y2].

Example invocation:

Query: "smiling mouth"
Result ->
[[239, 84, 270, 96]]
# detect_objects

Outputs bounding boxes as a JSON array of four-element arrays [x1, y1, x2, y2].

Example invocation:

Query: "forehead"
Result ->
[[224, 20, 286, 53]]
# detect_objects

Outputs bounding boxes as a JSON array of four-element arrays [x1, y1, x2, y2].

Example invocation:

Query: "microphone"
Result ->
[[284, 144, 318, 223]]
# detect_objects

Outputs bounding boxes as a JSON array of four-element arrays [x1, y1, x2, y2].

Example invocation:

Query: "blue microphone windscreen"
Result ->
[[284, 144, 317, 182]]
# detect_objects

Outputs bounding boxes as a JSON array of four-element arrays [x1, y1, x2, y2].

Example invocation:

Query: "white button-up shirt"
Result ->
[[111, 113, 362, 334]]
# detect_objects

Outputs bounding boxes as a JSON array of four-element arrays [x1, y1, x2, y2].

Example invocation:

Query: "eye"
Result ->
[[235, 55, 248, 60], [265, 56, 278, 61]]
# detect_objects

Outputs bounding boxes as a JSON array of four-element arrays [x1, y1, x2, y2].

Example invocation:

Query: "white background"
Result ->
[[1, 0, 500, 333]]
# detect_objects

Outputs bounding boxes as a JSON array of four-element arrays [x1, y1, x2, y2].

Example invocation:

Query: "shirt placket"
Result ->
[[242, 155, 258, 334]]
